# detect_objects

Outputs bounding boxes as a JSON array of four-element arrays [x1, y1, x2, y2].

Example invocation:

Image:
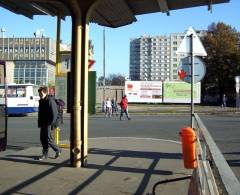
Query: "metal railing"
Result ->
[[193, 113, 240, 195]]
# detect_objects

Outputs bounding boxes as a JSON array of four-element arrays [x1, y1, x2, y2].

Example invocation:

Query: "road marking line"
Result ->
[[89, 137, 180, 144]]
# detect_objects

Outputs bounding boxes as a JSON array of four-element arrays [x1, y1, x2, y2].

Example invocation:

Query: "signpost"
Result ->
[[176, 27, 207, 127]]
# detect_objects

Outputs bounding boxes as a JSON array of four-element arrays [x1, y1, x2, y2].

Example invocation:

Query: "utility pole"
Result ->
[[1, 28, 6, 60], [103, 27, 106, 102]]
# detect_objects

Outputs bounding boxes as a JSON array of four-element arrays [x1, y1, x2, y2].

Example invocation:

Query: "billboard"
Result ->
[[163, 81, 201, 103], [125, 81, 163, 103]]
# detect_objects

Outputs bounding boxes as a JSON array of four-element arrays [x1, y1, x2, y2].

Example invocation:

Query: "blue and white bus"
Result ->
[[0, 84, 39, 115]]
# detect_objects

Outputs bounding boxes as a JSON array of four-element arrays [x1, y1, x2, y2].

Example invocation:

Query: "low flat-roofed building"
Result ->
[[0, 36, 56, 85]]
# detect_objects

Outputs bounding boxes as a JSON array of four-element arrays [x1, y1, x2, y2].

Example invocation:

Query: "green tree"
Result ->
[[108, 73, 125, 86], [202, 22, 240, 102], [97, 76, 111, 86], [98, 74, 125, 86]]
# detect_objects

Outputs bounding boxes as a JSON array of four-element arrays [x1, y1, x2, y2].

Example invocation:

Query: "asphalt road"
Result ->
[[4, 114, 240, 180]]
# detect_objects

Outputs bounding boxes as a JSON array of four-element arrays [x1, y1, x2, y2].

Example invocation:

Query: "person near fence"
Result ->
[[37, 86, 61, 160]]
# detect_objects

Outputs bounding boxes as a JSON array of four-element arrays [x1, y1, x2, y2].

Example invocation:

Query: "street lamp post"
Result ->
[[103, 27, 106, 102], [234, 76, 240, 109], [1, 28, 6, 38], [1, 28, 6, 60]]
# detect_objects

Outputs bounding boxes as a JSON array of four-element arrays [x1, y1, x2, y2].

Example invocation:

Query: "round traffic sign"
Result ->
[[178, 56, 206, 84]]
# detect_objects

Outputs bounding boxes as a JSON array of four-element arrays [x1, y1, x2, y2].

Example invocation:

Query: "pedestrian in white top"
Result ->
[[106, 97, 112, 118]]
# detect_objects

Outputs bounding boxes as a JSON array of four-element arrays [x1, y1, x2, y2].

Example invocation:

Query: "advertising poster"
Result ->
[[163, 81, 201, 103], [125, 81, 163, 103]]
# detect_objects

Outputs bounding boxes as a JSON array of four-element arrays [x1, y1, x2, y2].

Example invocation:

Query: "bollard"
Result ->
[[54, 127, 60, 145], [179, 127, 197, 169], [54, 127, 70, 148]]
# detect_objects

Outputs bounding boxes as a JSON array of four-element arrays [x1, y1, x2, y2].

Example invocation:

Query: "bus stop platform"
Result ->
[[0, 137, 192, 195]]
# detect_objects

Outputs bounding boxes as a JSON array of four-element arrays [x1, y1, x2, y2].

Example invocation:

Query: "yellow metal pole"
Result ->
[[56, 15, 61, 77], [60, 0, 97, 168], [78, 0, 97, 167], [54, 127, 59, 145], [73, 21, 82, 168], [81, 17, 89, 166], [69, 9, 82, 168], [79, 0, 97, 167]]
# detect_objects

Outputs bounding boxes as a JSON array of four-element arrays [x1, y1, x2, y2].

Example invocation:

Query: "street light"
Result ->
[[1, 28, 6, 38], [102, 27, 106, 102], [234, 76, 240, 109]]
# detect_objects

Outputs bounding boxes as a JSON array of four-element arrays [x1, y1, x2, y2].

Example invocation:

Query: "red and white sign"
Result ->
[[125, 81, 163, 103]]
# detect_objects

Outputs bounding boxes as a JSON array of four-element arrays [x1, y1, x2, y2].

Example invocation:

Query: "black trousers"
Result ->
[[40, 125, 60, 154]]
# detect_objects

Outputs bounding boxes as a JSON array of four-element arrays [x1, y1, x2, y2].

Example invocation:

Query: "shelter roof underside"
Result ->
[[0, 0, 229, 28]]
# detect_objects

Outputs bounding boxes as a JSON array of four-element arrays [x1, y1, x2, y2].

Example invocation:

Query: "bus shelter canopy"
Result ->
[[0, 0, 229, 28]]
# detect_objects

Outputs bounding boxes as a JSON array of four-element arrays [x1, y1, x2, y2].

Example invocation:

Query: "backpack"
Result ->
[[54, 98, 65, 126], [55, 98, 65, 112]]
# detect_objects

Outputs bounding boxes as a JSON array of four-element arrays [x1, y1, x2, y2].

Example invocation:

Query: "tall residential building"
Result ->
[[0, 36, 56, 85], [130, 30, 207, 81], [130, 36, 170, 81], [170, 33, 185, 80]]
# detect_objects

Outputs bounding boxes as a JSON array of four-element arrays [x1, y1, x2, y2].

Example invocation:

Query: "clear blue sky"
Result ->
[[0, 0, 240, 79]]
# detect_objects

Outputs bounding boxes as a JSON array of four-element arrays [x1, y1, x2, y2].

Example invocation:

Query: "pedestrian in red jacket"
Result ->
[[119, 95, 131, 120]]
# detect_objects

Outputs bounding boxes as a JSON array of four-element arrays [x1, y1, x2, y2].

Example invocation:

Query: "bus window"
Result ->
[[0, 88, 4, 104], [16, 87, 26, 97], [0, 88, 4, 97], [7, 88, 17, 97], [33, 86, 39, 97]]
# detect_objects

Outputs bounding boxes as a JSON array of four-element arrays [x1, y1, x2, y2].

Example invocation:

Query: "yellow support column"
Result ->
[[56, 15, 61, 77], [60, 0, 97, 168]]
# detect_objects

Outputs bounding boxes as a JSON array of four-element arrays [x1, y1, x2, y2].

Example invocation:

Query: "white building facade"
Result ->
[[130, 36, 170, 81]]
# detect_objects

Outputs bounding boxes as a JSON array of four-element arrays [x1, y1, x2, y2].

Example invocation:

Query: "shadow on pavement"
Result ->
[[68, 148, 182, 195], [0, 146, 186, 195]]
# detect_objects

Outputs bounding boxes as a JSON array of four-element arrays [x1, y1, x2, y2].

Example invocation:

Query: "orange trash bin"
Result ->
[[179, 127, 197, 169]]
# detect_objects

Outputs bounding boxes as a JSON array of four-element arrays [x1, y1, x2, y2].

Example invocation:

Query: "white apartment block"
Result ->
[[130, 36, 170, 81], [170, 33, 185, 80], [130, 31, 207, 81]]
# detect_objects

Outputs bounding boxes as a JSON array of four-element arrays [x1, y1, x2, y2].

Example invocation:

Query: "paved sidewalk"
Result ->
[[0, 137, 192, 195]]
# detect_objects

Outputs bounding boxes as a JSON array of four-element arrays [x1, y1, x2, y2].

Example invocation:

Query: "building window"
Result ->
[[14, 61, 49, 85]]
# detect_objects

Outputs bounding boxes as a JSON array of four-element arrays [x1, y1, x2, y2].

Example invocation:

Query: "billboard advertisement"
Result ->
[[125, 81, 163, 103], [163, 81, 201, 103]]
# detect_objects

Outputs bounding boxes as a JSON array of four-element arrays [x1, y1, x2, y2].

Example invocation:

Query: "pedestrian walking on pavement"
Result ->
[[37, 86, 61, 160], [106, 97, 112, 118], [221, 93, 227, 108], [111, 97, 118, 116], [119, 95, 131, 120]]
